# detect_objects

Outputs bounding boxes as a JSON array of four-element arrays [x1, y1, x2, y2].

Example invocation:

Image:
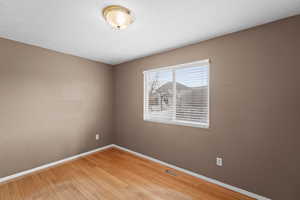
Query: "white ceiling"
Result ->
[[0, 0, 300, 65]]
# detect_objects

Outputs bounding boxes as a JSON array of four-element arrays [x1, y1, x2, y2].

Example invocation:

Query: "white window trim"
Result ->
[[143, 59, 210, 129], [144, 118, 209, 129]]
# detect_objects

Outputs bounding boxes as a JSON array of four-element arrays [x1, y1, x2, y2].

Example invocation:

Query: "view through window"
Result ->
[[144, 60, 209, 128]]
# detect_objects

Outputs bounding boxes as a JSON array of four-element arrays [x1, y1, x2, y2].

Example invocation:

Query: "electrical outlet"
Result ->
[[216, 157, 223, 166], [96, 133, 100, 140]]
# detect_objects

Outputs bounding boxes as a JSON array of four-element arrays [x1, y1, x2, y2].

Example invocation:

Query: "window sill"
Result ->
[[144, 118, 209, 129]]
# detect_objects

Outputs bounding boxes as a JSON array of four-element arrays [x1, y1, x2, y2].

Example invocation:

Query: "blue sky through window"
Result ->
[[176, 65, 208, 87], [149, 65, 208, 88]]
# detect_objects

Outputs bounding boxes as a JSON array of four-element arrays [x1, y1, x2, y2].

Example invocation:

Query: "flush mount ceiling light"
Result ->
[[102, 5, 134, 30]]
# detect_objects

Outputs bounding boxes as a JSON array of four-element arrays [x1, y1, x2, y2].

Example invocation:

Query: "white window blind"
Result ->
[[144, 59, 209, 128]]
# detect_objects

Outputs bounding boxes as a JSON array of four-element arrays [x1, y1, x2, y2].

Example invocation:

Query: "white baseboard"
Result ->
[[0, 144, 114, 184], [112, 144, 271, 200], [0, 143, 271, 200]]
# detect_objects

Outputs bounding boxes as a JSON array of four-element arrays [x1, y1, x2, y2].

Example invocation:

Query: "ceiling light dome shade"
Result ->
[[103, 5, 134, 30]]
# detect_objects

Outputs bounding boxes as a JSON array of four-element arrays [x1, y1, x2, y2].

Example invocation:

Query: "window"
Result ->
[[143, 59, 209, 128]]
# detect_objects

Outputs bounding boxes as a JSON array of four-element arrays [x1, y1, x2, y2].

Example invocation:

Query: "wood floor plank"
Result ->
[[0, 148, 255, 200], [0, 183, 10, 200]]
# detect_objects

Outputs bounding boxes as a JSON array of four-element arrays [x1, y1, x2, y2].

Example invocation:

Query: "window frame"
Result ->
[[143, 59, 210, 129]]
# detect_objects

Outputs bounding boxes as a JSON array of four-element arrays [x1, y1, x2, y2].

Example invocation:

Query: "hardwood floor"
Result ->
[[0, 148, 255, 200]]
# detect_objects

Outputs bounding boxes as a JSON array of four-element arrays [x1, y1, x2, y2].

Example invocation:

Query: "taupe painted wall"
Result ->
[[113, 16, 300, 200], [0, 38, 113, 178]]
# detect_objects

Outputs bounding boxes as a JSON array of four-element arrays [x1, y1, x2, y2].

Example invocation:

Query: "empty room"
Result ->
[[0, 0, 299, 199]]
